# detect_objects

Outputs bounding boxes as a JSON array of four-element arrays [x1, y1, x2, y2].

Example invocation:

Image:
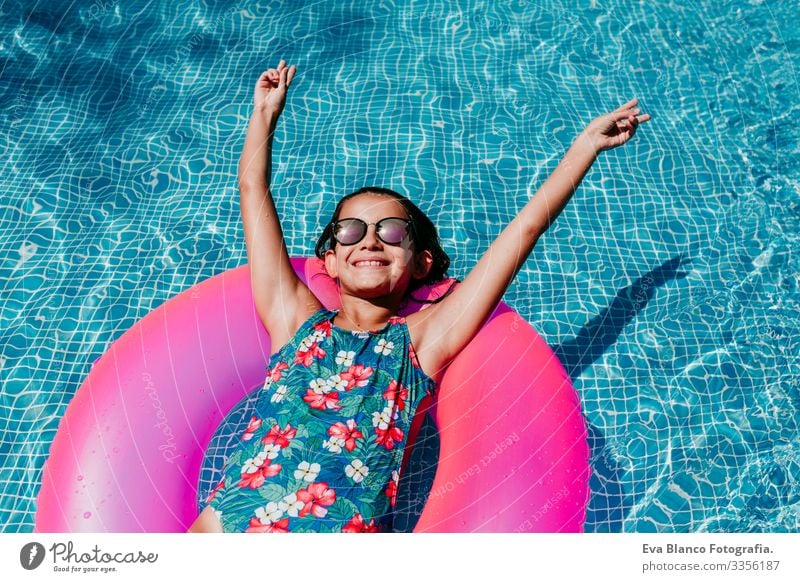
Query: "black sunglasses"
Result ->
[[330, 217, 413, 246]]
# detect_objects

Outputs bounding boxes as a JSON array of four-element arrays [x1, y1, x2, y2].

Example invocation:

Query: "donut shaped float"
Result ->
[[35, 258, 590, 532]]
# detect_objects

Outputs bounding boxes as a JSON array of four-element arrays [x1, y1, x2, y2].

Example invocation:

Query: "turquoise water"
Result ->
[[1, 0, 799, 532]]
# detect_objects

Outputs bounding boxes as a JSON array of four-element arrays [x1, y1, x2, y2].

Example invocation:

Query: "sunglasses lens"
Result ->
[[377, 219, 410, 244], [332, 218, 411, 246], [333, 219, 366, 245]]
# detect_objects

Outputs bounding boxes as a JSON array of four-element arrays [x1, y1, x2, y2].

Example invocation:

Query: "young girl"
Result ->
[[190, 60, 650, 532]]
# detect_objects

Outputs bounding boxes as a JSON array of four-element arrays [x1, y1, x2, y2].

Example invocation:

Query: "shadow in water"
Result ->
[[395, 254, 691, 532]]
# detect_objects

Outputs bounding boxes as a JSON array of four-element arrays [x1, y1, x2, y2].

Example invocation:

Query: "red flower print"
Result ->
[[375, 423, 404, 450], [294, 341, 326, 366], [261, 423, 297, 447], [382, 379, 408, 411], [268, 361, 289, 383], [246, 517, 290, 533], [206, 478, 225, 503], [384, 470, 399, 508], [238, 461, 282, 489], [313, 319, 332, 336], [241, 415, 262, 441], [296, 482, 336, 518], [340, 364, 373, 390], [328, 420, 364, 452], [342, 513, 379, 533], [303, 388, 341, 410]]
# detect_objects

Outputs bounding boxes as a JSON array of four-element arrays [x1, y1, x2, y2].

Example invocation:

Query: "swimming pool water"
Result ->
[[1, 0, 799, 532]]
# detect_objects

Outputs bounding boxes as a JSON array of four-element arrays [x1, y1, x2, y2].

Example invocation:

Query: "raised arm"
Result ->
[[239, 61, 322, 349], [415, 99, 651, 373]]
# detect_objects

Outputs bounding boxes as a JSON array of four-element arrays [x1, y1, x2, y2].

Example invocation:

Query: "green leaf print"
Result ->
[[337, 396, 365, 419], [336, 496, 360, 516], [324, 501, 350, 524], [221, 513, 238, 531], [306, 436, 324, 451], [226, 449, 243, 469], [275, 405, 292, 417], [257, 482, 287, 503]]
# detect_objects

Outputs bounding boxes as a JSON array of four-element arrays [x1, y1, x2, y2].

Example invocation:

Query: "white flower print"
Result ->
[[372, 408, 392, 430], [374, 338, 395, 356], [262, 376, 273, 391], [309, 378, 330, 394], [345, 459, 369, 483], [294, 460, 321, 482], [255, 501, 284, 524], [262, 443, 281, 460], [213, 509, 223, 522], [335, 350, 356, 367], [322, 436, 345, 454], [279, 493, 304, 517], [242, 449, 269, 474], [311, 330, 327, 343], [327, 374, 348, 392], [270, 384, 287, 403]]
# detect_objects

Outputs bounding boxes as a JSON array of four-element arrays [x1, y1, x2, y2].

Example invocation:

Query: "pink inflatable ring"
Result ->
[[36, 258, 590, 532]]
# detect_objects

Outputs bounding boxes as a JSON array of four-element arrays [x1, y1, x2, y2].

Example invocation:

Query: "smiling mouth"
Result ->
[[353, 260, 388, 267]]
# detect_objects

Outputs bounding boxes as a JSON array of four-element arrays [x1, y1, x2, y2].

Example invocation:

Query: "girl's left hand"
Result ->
[[582, 98, 651, 152]]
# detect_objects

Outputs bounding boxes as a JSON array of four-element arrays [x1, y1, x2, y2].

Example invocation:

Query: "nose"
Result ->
[[359, 224, 382, 248]]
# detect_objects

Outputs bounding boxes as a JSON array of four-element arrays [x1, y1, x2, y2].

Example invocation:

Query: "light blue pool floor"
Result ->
[[1, 0, 798, 532]]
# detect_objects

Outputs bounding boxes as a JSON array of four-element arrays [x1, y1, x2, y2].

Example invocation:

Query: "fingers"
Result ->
[[614, 97, 638, 112], [260, 69, 278, 86], [613, 98, 652, 122], [264, 61, 297, 87], [278, 65, 296, 88], [610, 104, 651, 128], [610, 107, 635, 122]]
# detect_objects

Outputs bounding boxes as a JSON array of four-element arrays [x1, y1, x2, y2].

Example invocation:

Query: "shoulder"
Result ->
[[268, 307, 333, 357]]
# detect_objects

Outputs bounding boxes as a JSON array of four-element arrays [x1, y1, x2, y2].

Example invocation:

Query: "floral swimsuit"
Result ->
[[202, 308, 434, 532]]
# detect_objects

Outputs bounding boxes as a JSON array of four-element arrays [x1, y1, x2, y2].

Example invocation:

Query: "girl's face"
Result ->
[[324, 194, 431, 301]]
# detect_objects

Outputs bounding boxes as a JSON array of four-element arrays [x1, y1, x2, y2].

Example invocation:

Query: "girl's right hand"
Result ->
[[254, 60, 297, 119]]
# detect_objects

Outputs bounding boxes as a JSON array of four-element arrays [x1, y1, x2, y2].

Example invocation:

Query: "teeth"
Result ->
[[355, 261, 385, 267]]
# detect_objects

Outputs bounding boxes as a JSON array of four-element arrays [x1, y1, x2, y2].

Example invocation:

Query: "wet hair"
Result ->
[[314, 186, 456, 304]]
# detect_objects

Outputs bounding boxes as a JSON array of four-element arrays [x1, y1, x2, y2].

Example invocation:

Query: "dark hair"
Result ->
[[314, 186, 455, 303]]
